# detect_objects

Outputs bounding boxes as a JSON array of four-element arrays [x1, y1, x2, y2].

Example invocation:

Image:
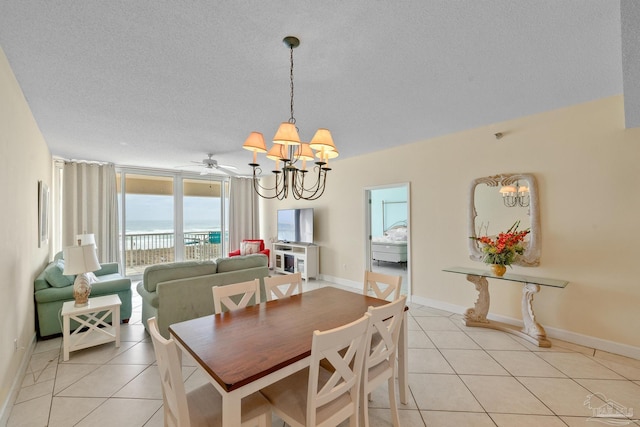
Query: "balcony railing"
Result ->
[[123, 231, 223, 276]]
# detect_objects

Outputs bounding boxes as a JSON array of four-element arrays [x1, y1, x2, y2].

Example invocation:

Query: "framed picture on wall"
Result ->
[[38, 180, 49, 248]]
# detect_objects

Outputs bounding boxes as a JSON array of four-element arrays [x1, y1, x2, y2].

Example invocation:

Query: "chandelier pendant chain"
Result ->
[[289, 43, 296, 125]]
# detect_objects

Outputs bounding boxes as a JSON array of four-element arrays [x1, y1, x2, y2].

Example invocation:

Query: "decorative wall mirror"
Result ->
[[468, 173, 540, 266]]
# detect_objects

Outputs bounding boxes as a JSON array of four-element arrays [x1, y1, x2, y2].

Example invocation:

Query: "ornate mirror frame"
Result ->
[[468, 173, 540, 266]]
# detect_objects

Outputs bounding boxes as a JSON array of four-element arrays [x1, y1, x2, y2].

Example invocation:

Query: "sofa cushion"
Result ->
[[44, 260, 75, 288], [216, 254, 268, 273], [98, 273, 125, 282], [143, 260, 218, 293]]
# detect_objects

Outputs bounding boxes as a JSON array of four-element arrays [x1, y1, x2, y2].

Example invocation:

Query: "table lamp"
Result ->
[[63, 244, 101, 307]]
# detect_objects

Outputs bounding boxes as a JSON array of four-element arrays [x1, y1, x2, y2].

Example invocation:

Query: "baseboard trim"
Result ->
[[317, 276, 640, 360], [413, 295, 640, 360], [0, 332, 37, 426]]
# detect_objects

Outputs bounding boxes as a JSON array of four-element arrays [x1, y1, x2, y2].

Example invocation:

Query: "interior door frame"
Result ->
[[364, 182, 411, 298]]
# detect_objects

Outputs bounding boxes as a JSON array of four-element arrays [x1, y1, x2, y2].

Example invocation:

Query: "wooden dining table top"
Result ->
[[168, 286, 391, 392]]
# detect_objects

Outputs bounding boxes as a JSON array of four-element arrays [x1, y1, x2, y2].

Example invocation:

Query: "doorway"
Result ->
[[365, 183, 410, 297]]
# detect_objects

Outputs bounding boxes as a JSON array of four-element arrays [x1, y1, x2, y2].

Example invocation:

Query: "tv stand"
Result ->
[[273, 242, 319, 280]]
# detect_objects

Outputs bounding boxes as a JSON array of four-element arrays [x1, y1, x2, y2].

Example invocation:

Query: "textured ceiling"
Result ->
[[0, 1, 629, 175]]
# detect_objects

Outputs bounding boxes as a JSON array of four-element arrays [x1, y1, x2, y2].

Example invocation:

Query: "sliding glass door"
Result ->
[[182, 177, 223, 261], [117, 170, 228, 278]]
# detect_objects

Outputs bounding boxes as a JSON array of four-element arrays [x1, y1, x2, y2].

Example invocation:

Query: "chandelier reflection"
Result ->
[[500, 182, 530, 207], [242, 36, 338, 201]]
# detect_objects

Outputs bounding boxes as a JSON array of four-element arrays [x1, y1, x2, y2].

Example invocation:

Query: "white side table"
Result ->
[[61, 294, 122, 361]]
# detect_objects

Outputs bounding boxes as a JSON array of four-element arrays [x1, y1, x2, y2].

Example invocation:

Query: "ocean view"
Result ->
[[123, 220, 222, 250], [125, 219, 221, 234]]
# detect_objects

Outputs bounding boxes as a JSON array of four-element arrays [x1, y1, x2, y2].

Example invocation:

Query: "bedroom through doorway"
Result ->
[[365, 183, 410, 297]]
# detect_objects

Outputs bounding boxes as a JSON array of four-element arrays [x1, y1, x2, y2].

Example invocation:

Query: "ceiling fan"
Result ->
[[177, 153, 238, 176]]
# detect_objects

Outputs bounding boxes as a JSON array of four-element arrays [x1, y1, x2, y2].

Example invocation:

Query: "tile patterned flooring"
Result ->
[[8, 280, 640, 426]]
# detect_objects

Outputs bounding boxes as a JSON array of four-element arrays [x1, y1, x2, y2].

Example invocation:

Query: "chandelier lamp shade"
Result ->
[[499, 182, 530, 207], [242, 36, 338, 200]]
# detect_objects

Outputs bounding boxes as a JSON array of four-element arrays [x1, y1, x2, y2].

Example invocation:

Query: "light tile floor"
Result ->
[[8, 279, 640, 427]]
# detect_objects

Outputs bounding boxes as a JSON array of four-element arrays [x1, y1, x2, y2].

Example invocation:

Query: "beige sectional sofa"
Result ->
[[137, 254, 269, 337]]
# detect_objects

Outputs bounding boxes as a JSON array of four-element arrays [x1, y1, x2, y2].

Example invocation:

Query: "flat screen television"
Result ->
[[277, 208, 314, 244]]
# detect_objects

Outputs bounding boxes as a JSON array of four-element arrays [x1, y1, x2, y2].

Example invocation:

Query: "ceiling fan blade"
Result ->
[[217, 164, 238, 170], [200, 169, 228, 176]]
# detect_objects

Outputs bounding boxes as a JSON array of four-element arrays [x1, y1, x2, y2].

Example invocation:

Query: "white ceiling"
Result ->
[[0, 1, 631, 175]]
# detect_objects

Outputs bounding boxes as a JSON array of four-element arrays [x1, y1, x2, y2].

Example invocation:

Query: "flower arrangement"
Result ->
[[471, 221, 530, 267]]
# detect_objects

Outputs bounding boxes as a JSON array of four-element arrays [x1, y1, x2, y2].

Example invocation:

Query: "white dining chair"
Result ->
[[363, 270, 402, 301], [264, 272, 303, 301], [213, 279, 261, 313], [147, 317, 272, 427], [360, 296, 407, 427], [259, 313, 371, 427]]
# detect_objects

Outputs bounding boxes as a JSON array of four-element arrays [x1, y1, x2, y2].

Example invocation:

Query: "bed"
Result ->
[[372, 220, 407, 265]]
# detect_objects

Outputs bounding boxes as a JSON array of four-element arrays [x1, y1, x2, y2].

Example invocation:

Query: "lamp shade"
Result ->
[[273, 122, 301, 146], [315, 147, 340, 160], [309, 128, 336, 152], [266, 144, 287, 161], [295, 143, 315, 161], [76, 233, 96, 246], [242, 132, 267, 153], [499, 185, 517, 194], [63, 244, 101, 275]]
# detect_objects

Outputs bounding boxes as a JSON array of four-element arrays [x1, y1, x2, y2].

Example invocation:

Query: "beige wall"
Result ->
[[0, 47, 52, 414], [265, 95, 640, 353]]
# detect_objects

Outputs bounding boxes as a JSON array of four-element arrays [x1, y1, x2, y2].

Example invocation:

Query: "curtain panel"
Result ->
[[228, 177, 260, 252], [62, 162, 119, 262]]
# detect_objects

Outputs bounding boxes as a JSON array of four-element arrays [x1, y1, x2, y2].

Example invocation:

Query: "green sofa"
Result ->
[[34, 253, 132, 338], [137, 254, 269, 338]]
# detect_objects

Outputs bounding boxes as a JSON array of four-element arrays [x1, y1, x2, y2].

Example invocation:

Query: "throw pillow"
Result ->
[[44, 260, 75, 288], [240, 241, 262, 255]]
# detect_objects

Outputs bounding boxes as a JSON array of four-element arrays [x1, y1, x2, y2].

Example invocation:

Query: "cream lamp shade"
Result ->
[[499, 185, 517, 194], [295, 143, 315, 161], [76, 233, 96, 246], [273, 122, 301, 146], [242, 132, 267, 165], [63, 244, 101, 307], [266, 144, 286, 161], [242, 132, 267, 153], [308, 128, 336, 152], [315, 147, 340, 160]]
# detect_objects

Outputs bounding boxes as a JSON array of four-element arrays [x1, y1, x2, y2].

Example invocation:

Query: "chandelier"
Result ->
[[242, 36, 338, 200], [499, 182, 530, 207]]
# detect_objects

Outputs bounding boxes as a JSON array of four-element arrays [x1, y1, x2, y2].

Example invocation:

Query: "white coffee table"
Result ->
[[61, 294, 122, 361]]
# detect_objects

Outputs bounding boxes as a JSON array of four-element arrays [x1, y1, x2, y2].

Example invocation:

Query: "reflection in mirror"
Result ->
[[468, 173, 540, 266]]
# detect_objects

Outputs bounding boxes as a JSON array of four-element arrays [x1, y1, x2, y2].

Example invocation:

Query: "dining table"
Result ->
[[169, 286, 409, 427]]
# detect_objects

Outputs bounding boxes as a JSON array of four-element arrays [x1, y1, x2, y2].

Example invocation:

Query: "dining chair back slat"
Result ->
[[264, 273, 303, 301], [363, 270, 402, 301], [213, 279, 261, 313]]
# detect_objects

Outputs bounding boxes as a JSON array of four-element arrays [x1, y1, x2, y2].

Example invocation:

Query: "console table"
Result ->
[[443, 266, 568, 347]]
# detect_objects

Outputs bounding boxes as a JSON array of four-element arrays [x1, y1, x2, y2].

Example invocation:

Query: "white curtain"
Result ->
[[229, 177, 260, 252], [62, 162, 119, 262]]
